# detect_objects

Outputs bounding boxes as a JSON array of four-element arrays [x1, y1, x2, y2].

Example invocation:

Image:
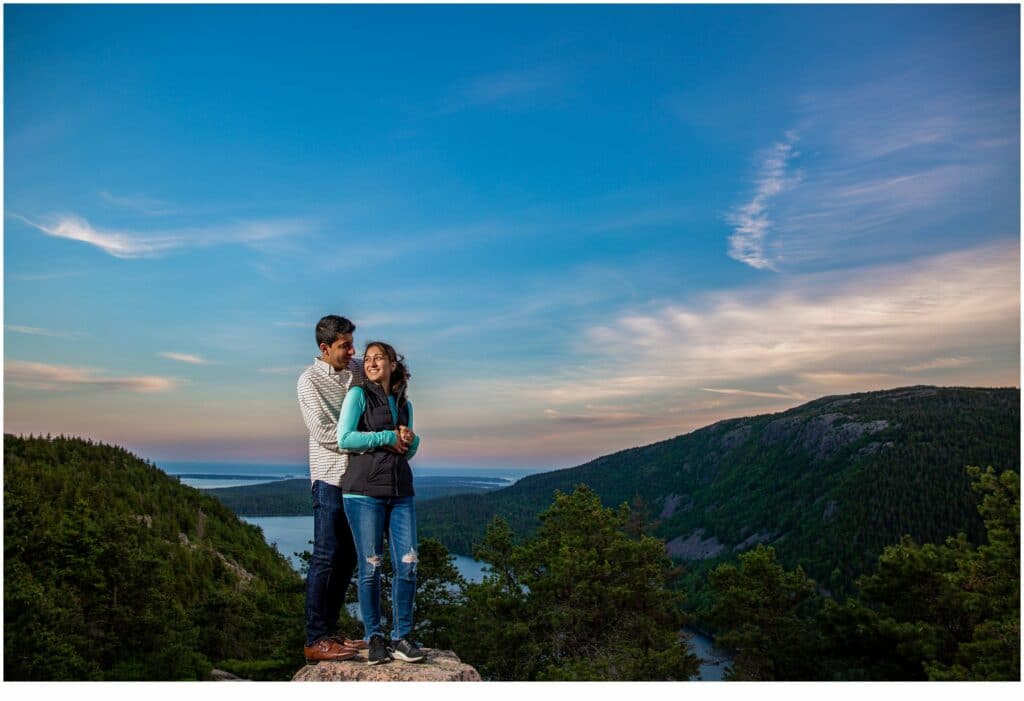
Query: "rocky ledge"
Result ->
[[292, 648, 481, 682]]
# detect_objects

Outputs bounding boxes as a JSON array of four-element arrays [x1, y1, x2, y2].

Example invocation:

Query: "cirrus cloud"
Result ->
[[6, 360, 178, 393], [726, 132, 800, 271], [157, 352, 215, 366], [15, 214, 313, 259]]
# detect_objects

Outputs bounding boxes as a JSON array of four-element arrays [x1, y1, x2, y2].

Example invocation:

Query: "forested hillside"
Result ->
[[4, 436, 308, 680], [419, 386, 1019, 597]]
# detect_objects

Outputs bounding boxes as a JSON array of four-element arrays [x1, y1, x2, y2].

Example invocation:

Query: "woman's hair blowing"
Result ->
[[364, 341, 411, 407]]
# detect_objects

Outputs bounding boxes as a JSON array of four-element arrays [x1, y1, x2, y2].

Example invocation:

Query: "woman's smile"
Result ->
[[364, 348, 395, 386]]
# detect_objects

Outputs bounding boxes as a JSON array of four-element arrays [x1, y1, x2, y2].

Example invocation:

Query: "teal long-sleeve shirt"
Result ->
[[337, 385, 420, 459]]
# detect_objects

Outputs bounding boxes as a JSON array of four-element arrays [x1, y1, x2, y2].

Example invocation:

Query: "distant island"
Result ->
[[201, 474, 514, 516]]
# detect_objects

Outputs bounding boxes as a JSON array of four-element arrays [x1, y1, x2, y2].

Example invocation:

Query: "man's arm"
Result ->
[[297, 374, 342, 452]]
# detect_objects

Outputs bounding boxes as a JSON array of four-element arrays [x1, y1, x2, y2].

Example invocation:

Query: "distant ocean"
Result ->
[[160, 461, 544, 490]]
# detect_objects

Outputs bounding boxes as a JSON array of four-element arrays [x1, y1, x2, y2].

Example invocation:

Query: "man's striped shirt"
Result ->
[[297, 356, 364, 487]]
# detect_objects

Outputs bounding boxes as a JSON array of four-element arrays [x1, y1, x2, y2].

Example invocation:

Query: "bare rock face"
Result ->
[[760, 413, 891, 461], [659, 493, 693, 520], [209, 668, 246, 681], [665, 528, 725, 559], [292, 648, 481, 682]]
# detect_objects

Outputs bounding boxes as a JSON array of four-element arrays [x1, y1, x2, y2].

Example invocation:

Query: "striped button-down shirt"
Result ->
[[297, 356, 365, 487]]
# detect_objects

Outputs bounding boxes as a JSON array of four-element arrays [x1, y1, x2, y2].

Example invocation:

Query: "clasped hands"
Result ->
[[387, 425, 416, 454]]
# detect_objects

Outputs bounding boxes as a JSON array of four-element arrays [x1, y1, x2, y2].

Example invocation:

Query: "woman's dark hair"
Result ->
[[364, 341, 411, 407]]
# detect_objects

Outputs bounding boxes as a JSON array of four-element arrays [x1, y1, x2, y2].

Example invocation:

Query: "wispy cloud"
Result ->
[[726, 132, 800, 271], [581, 241, 1018, 398], [441, 67, 562, 113], [15, 214, 312, 259], [157, 352, 214, 365], [6, 360, 178, 393], [6, 325, 78, 339], [99, 190, 178, 216], [257, 366, 307, 375], [729, 72, 1018, 271], [902, 356, 975, 372], [537, 410, 657, 429], [702, 387, 806, 400]]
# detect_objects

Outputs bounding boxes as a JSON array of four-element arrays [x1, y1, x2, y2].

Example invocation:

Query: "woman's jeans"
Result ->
[[342, 495, 417, 642], [305, 480, 357, 646]]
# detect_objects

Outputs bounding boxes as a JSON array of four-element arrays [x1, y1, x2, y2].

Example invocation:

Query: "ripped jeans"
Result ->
[[342, 495, 417, 642]]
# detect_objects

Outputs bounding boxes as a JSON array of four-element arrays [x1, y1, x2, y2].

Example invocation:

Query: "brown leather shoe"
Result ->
[[328, 633, 368, 650], [304, 637, 359, 662]]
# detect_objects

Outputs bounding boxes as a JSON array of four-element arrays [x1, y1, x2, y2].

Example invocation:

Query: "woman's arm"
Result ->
[[338, 386, 400, 452]]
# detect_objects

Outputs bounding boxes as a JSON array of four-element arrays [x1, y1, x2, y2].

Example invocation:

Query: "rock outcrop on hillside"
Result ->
[[292, 648, 481, 681]]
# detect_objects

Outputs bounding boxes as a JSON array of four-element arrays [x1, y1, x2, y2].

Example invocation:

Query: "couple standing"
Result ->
[[296, 315, 424, 665]]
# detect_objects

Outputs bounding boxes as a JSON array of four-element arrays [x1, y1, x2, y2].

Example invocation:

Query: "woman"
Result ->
[[337, 341, 424, 665]]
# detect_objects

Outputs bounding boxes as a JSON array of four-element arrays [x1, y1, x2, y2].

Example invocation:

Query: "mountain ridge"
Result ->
[[418, 385, 1019, 597]]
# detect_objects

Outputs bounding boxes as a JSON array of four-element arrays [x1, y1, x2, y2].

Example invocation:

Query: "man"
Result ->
[[295, 315, 368, 662]]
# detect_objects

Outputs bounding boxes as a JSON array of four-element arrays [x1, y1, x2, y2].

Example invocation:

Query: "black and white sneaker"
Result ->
[[367, 634, 391, 665], [389, 638, 426, 663]]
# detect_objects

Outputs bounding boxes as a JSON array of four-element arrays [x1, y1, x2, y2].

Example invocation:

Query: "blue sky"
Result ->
[[4, 4, 1020, 469]]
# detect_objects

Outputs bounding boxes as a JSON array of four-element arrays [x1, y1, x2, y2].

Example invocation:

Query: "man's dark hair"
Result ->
[[315, 315, 356, 347]]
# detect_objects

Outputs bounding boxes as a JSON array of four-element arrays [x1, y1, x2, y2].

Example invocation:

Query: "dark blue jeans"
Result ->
[[305, 480, 357, 646], [343, 495, 417, 642]]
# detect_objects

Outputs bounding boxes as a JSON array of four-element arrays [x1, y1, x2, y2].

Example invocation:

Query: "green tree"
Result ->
[[816, 537, 965, 680], [928, 467, 1019, 680], [706, 545, 820, 680], [4, 436, 305, 680], [816, 467, 1019, 681], [451, 486, 699, 681]]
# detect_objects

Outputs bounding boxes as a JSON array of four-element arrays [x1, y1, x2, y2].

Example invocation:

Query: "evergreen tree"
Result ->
[[4, 436, 306, 680], [450, 486, 699, 681], [816, 467, 1020, 681], [706, 545, 820, 680], [928, 467, 1019, 680]]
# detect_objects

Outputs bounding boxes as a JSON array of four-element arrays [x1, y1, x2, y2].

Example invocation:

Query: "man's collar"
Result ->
[[313, 357, 350, 376]]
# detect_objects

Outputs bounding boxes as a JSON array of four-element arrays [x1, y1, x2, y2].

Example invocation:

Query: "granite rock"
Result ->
[[292, 648, 481, 682]]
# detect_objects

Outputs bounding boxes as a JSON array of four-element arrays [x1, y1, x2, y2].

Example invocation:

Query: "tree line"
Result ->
[[5, 433, 1019, 681]]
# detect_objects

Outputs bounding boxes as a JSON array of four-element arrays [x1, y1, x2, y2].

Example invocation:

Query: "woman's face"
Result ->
[[364, 345, 396, 386]]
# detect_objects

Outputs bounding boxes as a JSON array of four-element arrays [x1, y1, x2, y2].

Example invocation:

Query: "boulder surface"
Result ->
[[292, 648, 481, 682]]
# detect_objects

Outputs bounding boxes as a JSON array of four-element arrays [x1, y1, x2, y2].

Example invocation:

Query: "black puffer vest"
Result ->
[[341, 381, 414, 498]]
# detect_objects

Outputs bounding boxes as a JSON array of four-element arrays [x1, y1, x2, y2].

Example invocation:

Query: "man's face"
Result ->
[[320, 333, 355, 371]]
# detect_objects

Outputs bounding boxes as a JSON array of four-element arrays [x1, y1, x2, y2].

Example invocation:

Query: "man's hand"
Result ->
[[387, 430, 410, 454], [397, 425, 416, 446]]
